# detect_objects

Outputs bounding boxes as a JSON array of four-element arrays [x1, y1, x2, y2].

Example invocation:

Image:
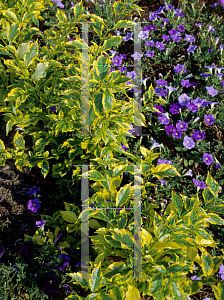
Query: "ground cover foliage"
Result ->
[[0, 0, 224, 299]]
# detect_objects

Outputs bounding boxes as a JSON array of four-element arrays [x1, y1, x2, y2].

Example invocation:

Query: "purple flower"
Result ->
[[57, 254, 70, 271], [187, 45, 197, 53], [162, 34, 170, 41], [168, 29, 178, 35], [192, 130, 205, 141], [216, 163, 221, 169], [208, 49, 212, 53], [138, 30, 149, 40], [131, 52, 143, 60], [169, 104, 180, 114], [155, 41, 165, 50], [173, 63, 186, 74], [178, 24, 185, 32], [118, 66, 127, 72], [206, 86, 218, 96], [170, 34, 181, 42], [191, 275, 201, 280], [128, 124, 135, 134], [165, 124, 175, 135], [203, 153, 214, 165], [145, 50, 154, 57], [157, 79, 168, 86], [172, 128, 183, 138], [181, 79, 191, 88], [145, 40, 155, 47], [149, 12, 158, 21], [53, 231, 64, 244], [27, 187, 40, 195], [62, 284, 71, 294], [183, 136, 195, 149], [218, 264, 224, 280], [201, 73, 211, 77], [157, 159, 173, 165], [184, 34, 196, 43], [12, 265, 20, 273], [208, 25, 215, 32], [37, 271, 61, 296], [119, 53, 127, 60], [176, 120, 188, 131], [28, 199, 40, 213], [71, 2, 75, 6], [187, 103, 198, 112], [153, 105, 164, 114], [157, 179, 167, 186], [112, 55, 122, 66], [123, 32, 133, 41], [204, 114, 215, 125], [158, 113, 170, 125], [126, 71, 137, 80], [19, 241, 35, 262], [52, 0, 64, 8], [50, 106, 56, 112], [178, 93, 191, 107], [121, 144, 128, 152], [160, 90, 167, 97], [149, 25, 156, 31], [36, 220, 46, 228], [192, 179, 207, 189]]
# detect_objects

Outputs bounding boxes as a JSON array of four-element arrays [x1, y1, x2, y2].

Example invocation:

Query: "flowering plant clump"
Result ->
[[1, 0, 224, 299]]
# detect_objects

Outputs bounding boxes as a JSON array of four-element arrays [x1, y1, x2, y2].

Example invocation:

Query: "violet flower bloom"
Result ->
[[157, 159, 173, 165], [216, 163, 221, 168], [150, 138, 163, 151], [158, 113, 170, 125], [192, 179, 207, 189], [57, 254, 70, 271], [165, 124, 175, 135], [112, 55, 122, 66], [145, 50, 154, 57], [160, 90, 167, 97], [123, 32, 133, 41], [162, 34, 170, 41], [27, 187, 40, 195], [157, 79, 168, 86], [131, 52, 143, 60], [204, 114, 215, 125], [192, 129, 205, 141], [173, 63, 186, 74], [176, 120, 188, 131], [170, 34, 181, 42], [184, 169, 193, 177], [19, 241, 35, 262], [178, 24, 185, 32], [157, 179, 167, 186], [28, 199, 40, 213], [168, 29, 178, 35], [206, 86, 218, 96], [121, 145, 128, 152], [187, 103, 198, 113], [126, 71, 137, 80], [36, 220, 46, 228], [145, 40, 155, 47], [178, 93, 191, 107], [153, 105, 164, 114], [191, 276, 201, 281], [53, 231, 64, 244], [181, 79, 191, 88], [128, 124, 135, 134], [156, 41, 165, 50], [203, 153, 214, 165], [138, 30, 149, 40], [149, 12, 158, 21], [183, 136, 195, 149], [149, 25, 156, 31], [219, 264, 224, 280], [172, 128, 183, 138], [38, 271, 61, 296], [62, 284, 71, 294], [50, 106, 56, 112], [184, 34, 196, 43], [165, 85, 178, 96], [52, 0, 64, 8], [187, 45, 197, 53], [169, 104, 180, 114]]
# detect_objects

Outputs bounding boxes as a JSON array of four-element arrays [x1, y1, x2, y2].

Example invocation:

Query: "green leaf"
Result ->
[[169, 281, 185, 300], [112, 164, 128, 178], [206, 171, 219, 197], [184, 159, 188, 167], [31, 62, 49, 81], [100, 36, 123, 52], [116, 183, 132, 207], [16, 42, 30, 59], [37, 159, 49, 178], [60, 211, 77, 223], [201, 248, 214, 277], [90, 263, 102, 293], [111, 20, 135, 31], [211, 282, 224, 300], [94, 92, 104, 115], [56, 9, 67, 23], [111, 228, 133, 249], [125, 285, 140, 300], [151, 164, 181, 179], [2, 10, 18, 22], [172, 192, 183, 217], [25, 41, 38, 67], [7, 23, 19, 45], [82, 170, 106, 181], [150, 273, 164, 293], [13, 131, 25, 149], [102, 88, 114, 111], [73, 0, 84, 22], [205, 213, 224, 225]]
